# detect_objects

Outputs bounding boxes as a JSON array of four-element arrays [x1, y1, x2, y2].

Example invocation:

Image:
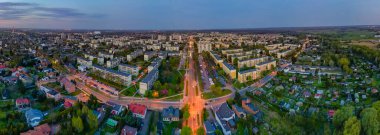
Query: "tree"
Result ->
[[72, 116, 84, 133], [233, 58, 239, 66], [234, 91, 242, 106], [360, 108, 379, 135], [372, 101, 380, 122], [81, 105, 89, 115], [87, 111, 98, 131], [196, 127, 205, 135], [181, 126, 192, 135], [88, 94, 99, 109], [333, 106, 354, 129], [92, 58, 98, 65], [343, 116, 361, 135], [215, 129, 223, 135], [210, 85, 222, 95], [182, 104, 190, 121], [153, 81, 162, 90], [338, 57, 350, 67], [17, 80, 26, 94]]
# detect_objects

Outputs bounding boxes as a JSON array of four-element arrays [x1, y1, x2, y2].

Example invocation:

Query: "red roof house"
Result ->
[[128, 103, 147, 119]]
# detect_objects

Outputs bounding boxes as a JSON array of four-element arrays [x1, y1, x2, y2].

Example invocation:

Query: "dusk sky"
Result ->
[[1, 0, 380, 30]]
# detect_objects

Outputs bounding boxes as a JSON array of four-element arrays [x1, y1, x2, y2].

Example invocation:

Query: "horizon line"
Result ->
[[0, 24, 379, 32]]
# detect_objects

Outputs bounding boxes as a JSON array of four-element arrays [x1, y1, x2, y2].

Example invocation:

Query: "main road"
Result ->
[[182, 37, 205, 132]]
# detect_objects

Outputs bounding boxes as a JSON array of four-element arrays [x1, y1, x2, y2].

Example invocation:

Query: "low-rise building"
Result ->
[[60, 77, 75, 93], [25, 109, 44, 127], [214, 103, 236, 135], [162, 106, 180, 122], [139, 69, 158, 94], [21, 123, 51, 135], [128, 103, 147, 119], [120, 125, 138, 135], [16, 98, 30, 110]]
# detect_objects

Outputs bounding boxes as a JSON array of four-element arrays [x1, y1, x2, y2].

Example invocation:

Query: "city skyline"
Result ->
[[1, 0, 380, 30]]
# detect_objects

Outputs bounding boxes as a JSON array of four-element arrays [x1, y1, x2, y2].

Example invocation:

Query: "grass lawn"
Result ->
[[164, 94, 183, 101], [87, 72, 127, 90], [202, 89, 232, 99], [121, 85, 138, 96]]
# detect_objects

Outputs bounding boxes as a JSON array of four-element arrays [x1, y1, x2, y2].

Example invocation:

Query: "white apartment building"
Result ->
[[118, 64, 139, 76]]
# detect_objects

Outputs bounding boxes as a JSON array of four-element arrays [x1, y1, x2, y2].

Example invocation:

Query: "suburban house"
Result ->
[[16, 98, 30, 110], [128, 103, 147, 119], [204, 120, 217, 135], [120, 125, 138, 135], [162, 106, 180, 122], [242, 98, 259, 115], [46, 89, 61, 101], [232, 105, 246, 118], [214, 103, 236, 135], [25, 109, 44, 127], [60, 77, 75, 93], [106, 102, 124, 115], [21, 123, 51, 135]]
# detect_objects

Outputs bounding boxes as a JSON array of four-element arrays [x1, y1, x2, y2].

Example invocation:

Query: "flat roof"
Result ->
[[93, 65, 131, 77], [256, 60, 276, 66], [238, 68, 258, 74], [223, 61, 235, 70], [141, 69, 158, 83]]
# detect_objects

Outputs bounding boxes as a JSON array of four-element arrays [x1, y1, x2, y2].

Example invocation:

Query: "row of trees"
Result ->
[[333, 101, 380, 135]]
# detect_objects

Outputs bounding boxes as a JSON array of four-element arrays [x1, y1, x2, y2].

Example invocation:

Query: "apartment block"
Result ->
[[92, 65, 132, 86], [222, 61, 236, 79], [238, 69, 259, 83], [118, 64, 139, 76], [139, 69, 159, 94]]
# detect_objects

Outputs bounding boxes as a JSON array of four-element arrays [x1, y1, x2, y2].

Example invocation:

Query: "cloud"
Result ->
[[0, 2, 102, 20]]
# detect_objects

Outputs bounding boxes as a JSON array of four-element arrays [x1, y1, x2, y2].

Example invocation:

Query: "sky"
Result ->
[[0, 0, 380, 30]]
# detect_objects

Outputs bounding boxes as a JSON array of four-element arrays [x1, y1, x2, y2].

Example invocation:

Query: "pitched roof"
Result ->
[[216, 103, 234, 119], [162, 106, 180, 118], [128, 103, 147, 116], [120, 125, 137, 135]]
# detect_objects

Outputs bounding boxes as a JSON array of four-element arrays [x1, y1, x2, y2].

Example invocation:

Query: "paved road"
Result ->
[[182, 38, 205, 132], [139, 111, 152, 135]]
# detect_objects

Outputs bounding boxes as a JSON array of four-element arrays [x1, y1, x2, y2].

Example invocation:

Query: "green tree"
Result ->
[[196, 127, 205, 135], [153, 81, 162, 90], [360, 108, 379, 135], [72, 116, 84, 133], [92, 58, 98, 64], [182, 104, 190, 121], [181, 126, 192, 135], [81, 105, 89, 114], [215, 129, 223, 135], [343, 116, 361, 135], [17, 80, 26, 94], [333, 105, 354, 130], [372, 101, 380, 122], [87, 111, 98, 131]]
